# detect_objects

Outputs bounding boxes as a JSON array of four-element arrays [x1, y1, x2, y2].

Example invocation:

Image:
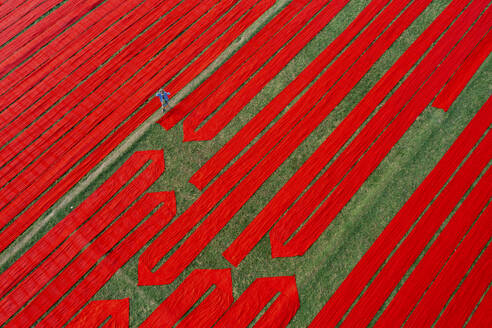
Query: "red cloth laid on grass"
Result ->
[[66, 299, 130, 328]]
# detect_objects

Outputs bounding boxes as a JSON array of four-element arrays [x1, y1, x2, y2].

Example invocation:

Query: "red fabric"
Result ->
[[404, 203, 492, 327], [0, 0, 268, 241], [214, 276, 299, 328], [0, 0, 60, 46], [0, 150, 164, 323], [269, 0, 492, 259], [140, 269, 233, 328], [433, 28, 492, 111], [166, 0, 275, 94], [325, 131, 491, 328], [139, 270, 298, 327], [0, 0, 256, 251], [0, 0, 104, 76], [0, 0, 136, 100], [435, 243, 492, 328], [190, 0, 391, 191], [0, 0, 215, 189], [0, 150, 163, 299], [375, 165, 492, 327], [0, 0, 153, 125], [66, 299, 130, 328], [138, 0, 430, 285], [0, 0, 30, 23], [5, 191, 176, 328], [223, 0, 469, 266], [467, 287, 492, 328], [181, 0, 350, 142], [158, 0, 311, 130], [308, 101, 492, 326]]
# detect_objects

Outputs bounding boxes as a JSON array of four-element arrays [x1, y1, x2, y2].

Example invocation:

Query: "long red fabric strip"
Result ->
[[0, 0, 257, 161], [0, 0, 49, 35], [0, 151, 164, 323], [190, 0, 391, 190], [0, 0, 223, 223], [214, 276, 299, 328], [0, 0, 263, 254], [138, 0, 431, 285], [140, 269, 233, 328], [0, 0, 31, 24], [0, 0, 106, 76], [65, 299, 130, 328], [0, 0, 153, 145], [197, 0, 421, 200], [432, 28, 492, 111], [0, 150, 163, 298], [166, 0, 274, 94], [0, 0, 145, 114], [223, 0, 471, 266], [327, 131, 491, 328], [0, 0, 208, 184], [5, 191, 176, 327], [434, 243, 492, 328], [308, 95, 491, 327], [269, 1, 492, 259], [0, 0, 178, 129], [404, 204, 492, 327], [181, 0, 349, 142], [0, 0, 63, 50], [231, 0, 437, 261], [374, 165, 492, 327], [466, 287, 492, 328], [158, 0, 311, 130], [39, 191, 176, 328]]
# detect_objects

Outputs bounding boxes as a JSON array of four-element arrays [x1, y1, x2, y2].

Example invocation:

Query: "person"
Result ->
[[156, 88, 171, 112]]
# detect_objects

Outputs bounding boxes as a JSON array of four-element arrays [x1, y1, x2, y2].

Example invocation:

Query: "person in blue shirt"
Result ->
[[156, 88, 171, 112]]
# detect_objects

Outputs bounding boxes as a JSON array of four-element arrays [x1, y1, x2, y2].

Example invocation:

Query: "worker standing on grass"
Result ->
[[156, 88, 171, 113]]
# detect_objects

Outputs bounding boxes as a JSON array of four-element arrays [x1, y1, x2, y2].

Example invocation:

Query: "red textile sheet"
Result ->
[[372, 162, 492, 327], [66, 299, 130, 328], [0, 0, 106, 76], [0, 0, 146, 117], [181, 0, 350, 142], [0, 149, 163, 298], [158, 0, 312, 130], [268, 0, 492, 259], [165, 0, 274, 94], [138, 0, 431, 285], [0, 0, 269, 254], [141, 269, 298, 328], [0, 150, 164, 324], [0, 0, 226, 247], [140, 269, 233, 328], [190, 0, 392, 191], [214, 275, 299, 328], [285, 108, 490, 326], [0, 0, 265, 165], [435, 243, 492, 327], [224, 0, 472, 266], [432, 27, 492, 111], [403, 203, 491, 327], [0, 0, 31, 23], [0, 0, 63, 48], [466, 286, 492, 328], [307, 98, 492, 327], [0, 0, 208, 182], [5, 191, 176, 327]]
